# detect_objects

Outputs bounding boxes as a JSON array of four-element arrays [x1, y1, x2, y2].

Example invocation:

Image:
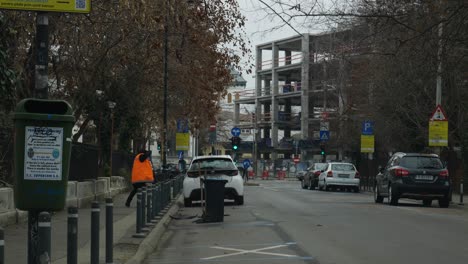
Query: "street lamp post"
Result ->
[[108, 101, 116, 177]]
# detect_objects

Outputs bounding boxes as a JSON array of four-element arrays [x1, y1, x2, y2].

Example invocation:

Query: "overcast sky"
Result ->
[[237, 0, 332, 89]]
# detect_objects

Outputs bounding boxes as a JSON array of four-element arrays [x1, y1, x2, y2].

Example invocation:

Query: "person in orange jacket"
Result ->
[[125, 149, 154, 207]]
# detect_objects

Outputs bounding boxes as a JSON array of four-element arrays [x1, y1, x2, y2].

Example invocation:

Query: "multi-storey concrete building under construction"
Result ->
[[233, 27, 371, 171]]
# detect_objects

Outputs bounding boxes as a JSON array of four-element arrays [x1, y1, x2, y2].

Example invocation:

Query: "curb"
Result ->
[[124, 195, 183, 264]]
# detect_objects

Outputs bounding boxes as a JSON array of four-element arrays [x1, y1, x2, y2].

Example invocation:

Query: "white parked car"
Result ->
[[183, 155, 244, 207], [318, 162, 360, 192]]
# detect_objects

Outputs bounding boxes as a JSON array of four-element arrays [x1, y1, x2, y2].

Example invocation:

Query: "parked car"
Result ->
[[374, 152, 450, 207], [318, 162, 360, 192], [301, 163, 328, 189], [183, 155, 244, 207], [295, 162, 309, 181]]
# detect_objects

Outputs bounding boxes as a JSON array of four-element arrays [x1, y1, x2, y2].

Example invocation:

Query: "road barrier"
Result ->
[[262, 170, 269, 180], [277, 171, 286, 180]]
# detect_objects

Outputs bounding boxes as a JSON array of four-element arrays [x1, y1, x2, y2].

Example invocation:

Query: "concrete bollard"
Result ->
[[132, 191, 146, 238], [105, 198, 113, 264], [91, 201, 100, 264], [0, 227, 4, 264], [67, 207, 78, 264], [38, 212, 51, 264]]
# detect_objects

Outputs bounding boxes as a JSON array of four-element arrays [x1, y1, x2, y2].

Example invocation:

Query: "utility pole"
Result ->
[[162, 0, 169, 168]]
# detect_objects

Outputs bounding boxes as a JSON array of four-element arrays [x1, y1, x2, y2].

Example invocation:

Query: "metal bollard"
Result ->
[[147, 185, 152, 224], [91, 201, 100, 264], [0, 227, 4, 264], [38, 212, 51, 264], [151, 184, 157, 220], [67, 207, 78, 264], [132, 190, 146, 238], [105, 198, 113, 264], [141, 187, 147, 228]]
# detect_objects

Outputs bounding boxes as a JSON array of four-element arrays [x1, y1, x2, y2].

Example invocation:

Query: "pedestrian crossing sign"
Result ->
[[320, 131, 330, 141]]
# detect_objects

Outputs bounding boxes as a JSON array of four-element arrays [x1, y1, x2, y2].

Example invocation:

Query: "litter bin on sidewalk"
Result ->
[[13, 98, 75, 211], [202, 178, 228, 222]]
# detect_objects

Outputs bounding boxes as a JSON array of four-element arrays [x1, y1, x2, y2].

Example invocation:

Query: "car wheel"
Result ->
[[374, 185, 383, 203], [184, 198, 192, 207], [235, 195, 244, 205], [354, 186, 360, 193], [422, 199, 432, 207], [301, 180, 308, 189], [388, 184, 399, 206], [324, 181, 331, 191], [438, 198, 449, 208]]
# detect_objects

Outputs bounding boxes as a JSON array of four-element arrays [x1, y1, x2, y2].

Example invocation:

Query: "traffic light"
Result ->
[[231, 137, 241, 150], [320, 145, 326, 162]]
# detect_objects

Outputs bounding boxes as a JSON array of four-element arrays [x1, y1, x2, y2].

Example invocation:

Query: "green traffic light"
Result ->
[[233, 145, 238, 150], [321, 151, 325, 155]]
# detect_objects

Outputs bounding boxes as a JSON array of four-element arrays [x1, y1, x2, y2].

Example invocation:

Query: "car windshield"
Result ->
[[314, 163, 328, 171], [296, 162, 308, 171], [331, 164, 355, 171], [400, 156, 443, 169], [189, 158, 237, 171]]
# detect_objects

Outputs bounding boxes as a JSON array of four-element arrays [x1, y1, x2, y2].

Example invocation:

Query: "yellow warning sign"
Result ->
[[0, 0, 91, 13], [176, 133, 190, 151], [429, 120, 448, 147], [361, 135, 374, 153]]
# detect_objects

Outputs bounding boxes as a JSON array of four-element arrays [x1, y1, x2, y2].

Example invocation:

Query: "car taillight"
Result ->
[[439, 170, 449, 178], [395, 168, 409, 177], [314, 171, 321, 176], [327, 171, 333, 177], [355, 171, 360, 178]]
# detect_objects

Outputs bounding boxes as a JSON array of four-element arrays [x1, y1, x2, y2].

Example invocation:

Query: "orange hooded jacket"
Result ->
[[131, 153, 154, 183]]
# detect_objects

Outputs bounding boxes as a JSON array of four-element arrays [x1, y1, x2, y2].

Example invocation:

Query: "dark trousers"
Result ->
[[126, 182, 146, 206]]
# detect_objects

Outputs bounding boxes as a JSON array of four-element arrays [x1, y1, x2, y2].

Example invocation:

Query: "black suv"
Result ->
[[374, 153, 451, 208]]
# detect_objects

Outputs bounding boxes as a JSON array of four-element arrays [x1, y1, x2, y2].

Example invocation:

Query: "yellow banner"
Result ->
[[429, 120, 448, 147], [0, 0, 91, 13], [361, 135, 374, 153], [176, 133, 190, 151]]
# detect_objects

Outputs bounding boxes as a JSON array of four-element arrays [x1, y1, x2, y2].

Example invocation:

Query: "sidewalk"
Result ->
[[4, 191, 142, 264]]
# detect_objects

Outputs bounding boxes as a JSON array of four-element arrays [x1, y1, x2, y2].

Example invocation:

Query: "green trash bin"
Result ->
[[13, 98, 75, 211]]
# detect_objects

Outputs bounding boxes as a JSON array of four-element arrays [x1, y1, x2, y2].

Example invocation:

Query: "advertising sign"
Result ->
[[428, 121, 448, 147], [0, 0, 91, 13], [24, 126, 63, 180], [176, 133, 190, 151], [360, 135, 375, 153]]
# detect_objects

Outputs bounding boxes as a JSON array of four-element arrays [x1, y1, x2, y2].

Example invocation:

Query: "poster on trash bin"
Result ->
[[24, 126, 63, 181]]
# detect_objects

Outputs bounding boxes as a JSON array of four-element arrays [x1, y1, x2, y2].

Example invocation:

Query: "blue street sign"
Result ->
[[178, 151, 184, 160], [231, 127, 241, 137], [177, 119, 189, 133], [362, 121, 374, 135], [320, 131, 330, 141], [243, 159, 251, 169]]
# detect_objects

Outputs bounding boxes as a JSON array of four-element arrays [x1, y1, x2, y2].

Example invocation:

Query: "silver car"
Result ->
[[318, 162, 360, 192]]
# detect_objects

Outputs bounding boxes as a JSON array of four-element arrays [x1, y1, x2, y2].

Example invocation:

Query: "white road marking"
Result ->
[[262, 187, 279, 192], [201, 244, 297, 260]]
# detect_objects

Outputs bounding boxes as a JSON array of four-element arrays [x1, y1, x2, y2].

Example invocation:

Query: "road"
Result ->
[[144, 180, 468, 264]]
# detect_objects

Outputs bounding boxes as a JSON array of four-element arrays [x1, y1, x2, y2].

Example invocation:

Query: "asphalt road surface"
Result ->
[[144, 180, 468, 264]]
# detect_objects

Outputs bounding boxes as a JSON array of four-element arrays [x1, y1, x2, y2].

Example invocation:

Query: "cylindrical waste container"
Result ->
[[13, 98, 75, 211], [202, 178, 228, 222]]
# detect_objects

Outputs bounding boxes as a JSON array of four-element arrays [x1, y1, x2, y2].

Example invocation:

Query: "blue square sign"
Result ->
[[362, 121, 374, 135], [319, 131, 330, 141]]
